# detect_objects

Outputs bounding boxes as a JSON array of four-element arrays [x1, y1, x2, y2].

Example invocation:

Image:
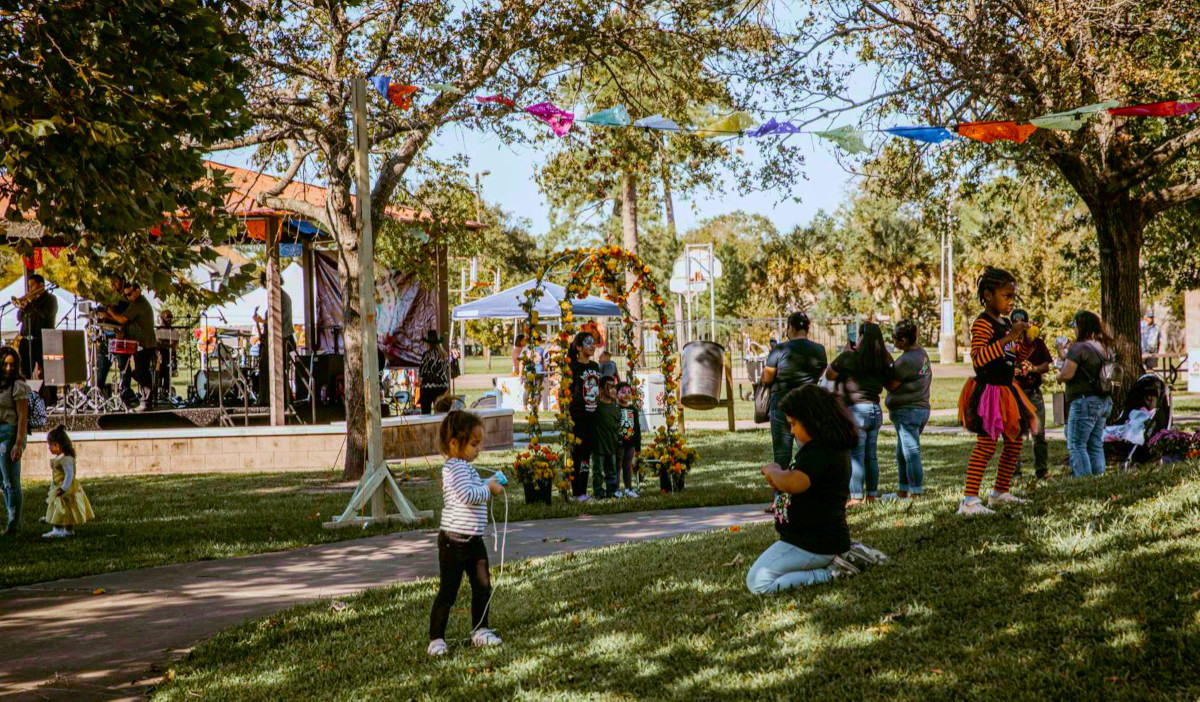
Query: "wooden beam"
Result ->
[[301, 239, 316, 353], [267, 219, 286, 426]]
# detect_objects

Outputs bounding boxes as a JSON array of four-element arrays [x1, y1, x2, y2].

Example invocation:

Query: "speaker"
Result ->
[[42, 329, 88, 387]]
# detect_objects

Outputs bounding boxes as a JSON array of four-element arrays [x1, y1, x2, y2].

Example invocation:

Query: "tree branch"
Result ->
[[1141, 180, 1200, 219], [260, 195, 332, 230], [261, 142, 316, 199], [1108, 126, 1200, 195]]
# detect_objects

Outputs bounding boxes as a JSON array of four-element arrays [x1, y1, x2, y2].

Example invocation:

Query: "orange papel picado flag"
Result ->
[[956, 121, 1038, 144]]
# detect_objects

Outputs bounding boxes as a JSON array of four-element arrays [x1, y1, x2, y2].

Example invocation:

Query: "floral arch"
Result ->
[[513, 246, 696, 501]]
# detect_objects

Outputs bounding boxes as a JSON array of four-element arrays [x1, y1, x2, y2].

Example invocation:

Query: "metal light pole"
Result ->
[[938, 202, 958, 365]]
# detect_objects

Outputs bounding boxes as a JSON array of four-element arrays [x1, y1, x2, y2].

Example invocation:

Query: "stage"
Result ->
[[22, 408, 514, 477]]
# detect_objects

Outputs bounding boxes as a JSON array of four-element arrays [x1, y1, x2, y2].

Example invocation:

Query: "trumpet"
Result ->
[[11, 283, 56, 309]]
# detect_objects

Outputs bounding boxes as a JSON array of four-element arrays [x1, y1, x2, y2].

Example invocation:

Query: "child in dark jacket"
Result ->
[[592, 376, 622, 499], [615, 381, 642, 498]]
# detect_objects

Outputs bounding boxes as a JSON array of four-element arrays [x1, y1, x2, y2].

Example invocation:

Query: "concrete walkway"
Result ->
[[0, 504, 771, 702]]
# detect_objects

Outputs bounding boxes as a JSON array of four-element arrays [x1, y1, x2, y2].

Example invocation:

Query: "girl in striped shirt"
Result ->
[[428, 410, 505, 656], [956, 267, 1039, 516]]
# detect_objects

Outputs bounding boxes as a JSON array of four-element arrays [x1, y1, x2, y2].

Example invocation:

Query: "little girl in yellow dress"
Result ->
[[43, 426, 93, 538]]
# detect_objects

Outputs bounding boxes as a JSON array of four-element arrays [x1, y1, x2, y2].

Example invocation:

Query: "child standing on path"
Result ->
[[428, 411, 505, 656], [956, 267, 1039, 516], [591, 376, 622, 499], [615, 381, 642, 498], [42, 426, 93, 538]]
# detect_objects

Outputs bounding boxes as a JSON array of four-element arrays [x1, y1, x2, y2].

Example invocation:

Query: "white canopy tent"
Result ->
[[205, 262, 306, 329]]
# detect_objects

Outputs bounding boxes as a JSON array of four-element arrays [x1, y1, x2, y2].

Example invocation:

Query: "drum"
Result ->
[[194, 369, 235, 401], [109, 339, 138, 355]]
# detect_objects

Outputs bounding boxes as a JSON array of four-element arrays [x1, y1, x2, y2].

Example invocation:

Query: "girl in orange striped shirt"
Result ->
[[956, 267, 1039, 516]]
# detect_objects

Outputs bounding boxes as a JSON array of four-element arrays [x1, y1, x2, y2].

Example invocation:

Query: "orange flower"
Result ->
[[729, 525, 741, 533]]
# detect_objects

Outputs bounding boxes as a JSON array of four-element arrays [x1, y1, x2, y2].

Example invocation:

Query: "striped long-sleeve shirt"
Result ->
[[970, 314, 1016, 385], [440, 457, 490, 536]]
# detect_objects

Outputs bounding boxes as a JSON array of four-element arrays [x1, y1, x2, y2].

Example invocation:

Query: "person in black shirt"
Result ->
[[827, 322, 894, 505], [567, 332, 601, 500], [106, 282, 158, 411], [417, 330, 450, 414], [747, 385, 881, 593], [14, 274, 57, 407], [762, 311, 827, 468]]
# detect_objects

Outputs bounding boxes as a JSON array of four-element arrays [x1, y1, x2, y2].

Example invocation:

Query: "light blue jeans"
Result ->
[[891, 406, 929, 495], [1067, 395, 1112, 477], [849, 403, 882, 499], [0, 424, 22, 532], [746, 540, 836, 593]]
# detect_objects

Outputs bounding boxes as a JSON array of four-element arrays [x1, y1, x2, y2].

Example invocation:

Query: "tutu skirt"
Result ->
[[958, 379, 1039, 441]]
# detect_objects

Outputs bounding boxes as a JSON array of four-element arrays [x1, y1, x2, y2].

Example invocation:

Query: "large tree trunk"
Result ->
[[1092, 200, 1146, 406], [328, 181, 367, 481], [621, 170, 644, 361]]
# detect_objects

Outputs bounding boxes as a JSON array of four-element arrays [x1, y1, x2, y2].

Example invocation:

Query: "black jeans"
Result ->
[[132, 348, 155, 408], [419, 385, 447, 414], [570, 409, 593, 496], [429, 530, 492, 640]]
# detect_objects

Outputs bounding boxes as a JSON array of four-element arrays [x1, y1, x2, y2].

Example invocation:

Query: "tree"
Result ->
[[0, 0, 254, 303], [224, 0, 719, 478], [830, 0, 1200, 386]]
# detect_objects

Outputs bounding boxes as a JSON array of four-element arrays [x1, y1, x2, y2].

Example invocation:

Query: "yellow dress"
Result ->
[[45, 456, 94, 526]]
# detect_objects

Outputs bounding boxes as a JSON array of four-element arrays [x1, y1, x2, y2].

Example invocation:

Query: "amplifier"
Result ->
[[42, 329, 88, 387]]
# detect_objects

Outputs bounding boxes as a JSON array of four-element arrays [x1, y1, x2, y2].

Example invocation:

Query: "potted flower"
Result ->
[[646, 426, 698, 493], [1147, 428, 1198, 464], [513, 439, 558, 505]]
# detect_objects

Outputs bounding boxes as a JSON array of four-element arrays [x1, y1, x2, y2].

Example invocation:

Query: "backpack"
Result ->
[[1089, 347, 1121, 396], [27, 391, 48, 432]]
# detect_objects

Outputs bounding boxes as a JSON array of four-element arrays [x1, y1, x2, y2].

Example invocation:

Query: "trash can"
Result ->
[[680, 340, 725, 410]]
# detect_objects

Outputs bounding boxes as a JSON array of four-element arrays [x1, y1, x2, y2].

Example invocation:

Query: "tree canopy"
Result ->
[[0, 0, 254, 302]]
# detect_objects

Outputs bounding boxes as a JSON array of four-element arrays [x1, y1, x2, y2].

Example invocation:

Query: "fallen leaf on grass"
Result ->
[[93, 588, 105, 595], [318, 663, 336, 671], [894, 521, 904, 527], [931, 668, 944, 675], [1109, 494, 1123, 502], [723, 553, 745, 568], [166, 669, 176, 682], [330, 600, 348, 613], [729, 525, 741, 532]]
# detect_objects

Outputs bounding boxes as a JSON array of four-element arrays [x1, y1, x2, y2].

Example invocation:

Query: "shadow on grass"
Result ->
[[155, 454, 1200, 701]]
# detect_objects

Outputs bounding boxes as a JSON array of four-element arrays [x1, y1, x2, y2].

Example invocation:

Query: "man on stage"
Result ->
[[105, 282, 158, 412], [15, 274, 58, 406]]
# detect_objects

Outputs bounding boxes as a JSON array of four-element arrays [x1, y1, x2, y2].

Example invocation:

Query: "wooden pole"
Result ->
[[267, 222, 286, 426], [301, 239, 316, 353], [326, 78, 432, 528]]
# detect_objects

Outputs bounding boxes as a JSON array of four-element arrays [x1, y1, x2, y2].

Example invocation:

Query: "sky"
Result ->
[[215, 122, 860, 240]]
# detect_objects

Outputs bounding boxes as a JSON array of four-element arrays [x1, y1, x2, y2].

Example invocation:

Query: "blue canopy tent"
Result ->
[[452, 279, 620, 320]]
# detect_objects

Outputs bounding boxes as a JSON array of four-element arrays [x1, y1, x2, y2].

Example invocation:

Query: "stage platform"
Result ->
[[22, 409, 515, 477]]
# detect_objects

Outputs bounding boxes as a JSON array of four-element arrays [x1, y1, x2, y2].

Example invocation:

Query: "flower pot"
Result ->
[[523, 480, 552, 506], [658, 465, 685, 493]]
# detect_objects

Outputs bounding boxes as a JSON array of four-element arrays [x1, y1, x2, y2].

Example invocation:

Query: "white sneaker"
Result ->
[[427, 639, 448, 656], [574, 495, 591, 503], [41, 527, 69, 538], [828, 555, 860, 578], [957, 498, 995, 516], [471, 628, 502, 647], [988, 491, 1027, 507], [613, 489, 624, 498], [625, 489, 638, 498]]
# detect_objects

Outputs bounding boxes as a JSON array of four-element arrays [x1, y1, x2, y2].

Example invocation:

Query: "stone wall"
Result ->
[[23, 410, 514, 477]]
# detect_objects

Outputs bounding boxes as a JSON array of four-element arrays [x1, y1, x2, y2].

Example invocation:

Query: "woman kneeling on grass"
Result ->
[[746, 385, 887, 593]]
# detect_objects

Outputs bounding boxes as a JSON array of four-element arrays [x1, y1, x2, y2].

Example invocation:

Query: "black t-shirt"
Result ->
[[569, 359, 602, 414], [831, 350, 893, 406], [772, 442, 852, 555], [1065, 341, 1110, 403], [765, 338, 828, 398], [124, 295, 158, 349]]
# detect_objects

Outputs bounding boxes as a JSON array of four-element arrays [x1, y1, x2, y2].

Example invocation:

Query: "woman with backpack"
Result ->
[[0, 346, 31, 536], [1058, 311, 1114, 478]]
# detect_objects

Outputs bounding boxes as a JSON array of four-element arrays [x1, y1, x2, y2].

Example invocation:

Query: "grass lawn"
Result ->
[[2, 429, 788, 588], [154, 448, 1200, 701]]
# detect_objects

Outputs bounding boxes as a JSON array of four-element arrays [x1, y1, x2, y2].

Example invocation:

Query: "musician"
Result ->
[[14, 274, 57, 406], [105, 283, 157, 411], [156, 309, 179, 399], [253, 271, 294, 406], [97, 277, 130, 399]]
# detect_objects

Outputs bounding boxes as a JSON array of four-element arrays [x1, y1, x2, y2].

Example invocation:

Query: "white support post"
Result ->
[[326, 78, 433, 529]]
